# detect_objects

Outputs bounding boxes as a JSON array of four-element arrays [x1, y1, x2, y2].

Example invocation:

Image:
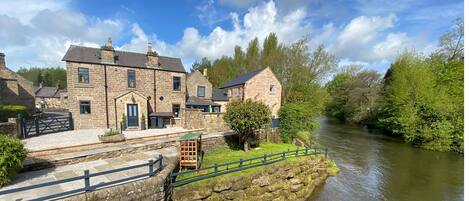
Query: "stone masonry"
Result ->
[[64, 40, 186, 129]]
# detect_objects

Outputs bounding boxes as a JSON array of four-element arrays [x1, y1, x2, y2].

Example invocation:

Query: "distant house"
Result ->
[[211, 89, 229, 113], [185, 69, 221, 112], [218, 67, 282, 117], [0, 53, 35, 111], [34, 83, 68, 111], [62, 38, 186, 130]]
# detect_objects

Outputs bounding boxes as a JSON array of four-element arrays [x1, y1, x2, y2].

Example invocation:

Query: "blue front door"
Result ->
[[127, 104, 138, 127]]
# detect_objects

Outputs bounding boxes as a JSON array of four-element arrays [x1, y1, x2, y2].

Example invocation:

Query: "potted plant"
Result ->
[[141, 114, 146, 130], [98, 128, 125, 143]]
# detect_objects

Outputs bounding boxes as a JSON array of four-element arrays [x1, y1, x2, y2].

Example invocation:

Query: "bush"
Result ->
[[103, 128, 121, 136], [223, 99, 271, 152], [0, 105, 29, 122], [279, 103, 319, 143], [0, 135, 27, 187]]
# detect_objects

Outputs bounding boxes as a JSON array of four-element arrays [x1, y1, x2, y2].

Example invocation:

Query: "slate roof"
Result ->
[[220, 68, 265, 89], [35, 86, 60, 98], [211, 89, 229, 101], [186, 96, 220, 106], [62, 45, 186, 73]]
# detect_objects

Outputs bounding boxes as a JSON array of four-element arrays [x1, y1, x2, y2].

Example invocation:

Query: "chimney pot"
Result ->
[[147, 42, 153, 53], [107, 37, 113, 47], [203, 68, 208, 77], [0, 52, 5, 68]]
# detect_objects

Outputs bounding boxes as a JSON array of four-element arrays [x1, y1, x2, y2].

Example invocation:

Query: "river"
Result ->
[[308, 117, 464, 201]]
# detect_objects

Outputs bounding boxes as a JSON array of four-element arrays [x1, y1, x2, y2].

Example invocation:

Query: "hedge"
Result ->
[[0, 135, 27, 187], [0, 105, 29, 122]]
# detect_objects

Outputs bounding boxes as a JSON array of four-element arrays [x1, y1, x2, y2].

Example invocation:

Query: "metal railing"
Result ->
[[171, 146, 328, 187], [0, 155, 164, 201]]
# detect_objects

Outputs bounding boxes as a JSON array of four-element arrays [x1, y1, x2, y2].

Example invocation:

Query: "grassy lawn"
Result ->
[[175, 143, 308, 184], [201, 143, 299, 167]]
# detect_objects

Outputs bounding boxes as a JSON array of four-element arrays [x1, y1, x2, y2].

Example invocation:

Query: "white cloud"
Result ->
[[0, 2, 123, 68]]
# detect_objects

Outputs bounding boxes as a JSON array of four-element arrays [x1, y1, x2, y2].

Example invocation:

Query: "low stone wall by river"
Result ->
[[172, 156, 336, 201]]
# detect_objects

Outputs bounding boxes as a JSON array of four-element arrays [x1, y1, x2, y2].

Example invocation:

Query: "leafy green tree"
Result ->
[[223, 100, 271, 152], [279, 103, 320, 143], [16, 67, 67, 89], [438, 17, 463, 61]]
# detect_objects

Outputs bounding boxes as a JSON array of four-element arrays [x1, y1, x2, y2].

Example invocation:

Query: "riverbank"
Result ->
[[172, 143, 339, 201], [173, 155, 338, 201]]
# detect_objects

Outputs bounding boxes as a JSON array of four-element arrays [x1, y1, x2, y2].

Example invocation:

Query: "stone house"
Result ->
[[218, 67, 282, 117], [185, 69, 221, 112], [0, 53, 35, 111], [62, 38, 186, 130], [34, 83, 68, 110]]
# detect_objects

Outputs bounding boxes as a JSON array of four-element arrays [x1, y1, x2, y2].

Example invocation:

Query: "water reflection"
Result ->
[[309, 118, 463, 201]]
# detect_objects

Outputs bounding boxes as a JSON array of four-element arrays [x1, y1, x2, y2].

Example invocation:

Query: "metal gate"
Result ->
[[20, 112, 73, 138]]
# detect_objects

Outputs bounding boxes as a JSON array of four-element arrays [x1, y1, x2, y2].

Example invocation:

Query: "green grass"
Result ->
[[202, 143, 299, 166], [175, 143, 305, 185]]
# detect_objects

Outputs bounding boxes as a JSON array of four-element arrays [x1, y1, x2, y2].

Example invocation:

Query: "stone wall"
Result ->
[[244, 67, 282, 117], [60, 156, 177, 201], [173, 156, 337, 201], [0, 55, 35, 110], [0, 118, 19, 137], [182, 109, 228, 132], [202, 132, 239, 152]]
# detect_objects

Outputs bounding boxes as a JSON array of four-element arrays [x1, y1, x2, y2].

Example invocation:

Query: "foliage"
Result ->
[[279, 103, 320, 143], [0, 135, 28, 187], [437, 17, 464, 61], [0, 105, 29, 122], [223, 100, 271, 151], [296, 131, 312, 146], [16, 67, 67, 89], [103, 128, 121, 136], [378, 52, 463, 152], [121, 114, 126, 130], [325, 66, 382, 123]]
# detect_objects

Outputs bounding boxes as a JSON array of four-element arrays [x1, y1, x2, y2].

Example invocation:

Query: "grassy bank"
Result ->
[[175, 143, 338, 186]]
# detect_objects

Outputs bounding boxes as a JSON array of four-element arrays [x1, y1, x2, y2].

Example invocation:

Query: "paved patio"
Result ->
[[0, 147, 177, 201], [22, 127, 189, 151]]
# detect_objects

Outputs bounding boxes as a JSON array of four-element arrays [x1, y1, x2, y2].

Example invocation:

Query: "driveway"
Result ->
[[22, 127, 189, 152]]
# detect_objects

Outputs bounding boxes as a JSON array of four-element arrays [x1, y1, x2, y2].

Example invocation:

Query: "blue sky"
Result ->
[[0, 0, 463, 72]]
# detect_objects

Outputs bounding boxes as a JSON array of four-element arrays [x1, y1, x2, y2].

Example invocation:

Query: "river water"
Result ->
[[308, 117, 464, 201]]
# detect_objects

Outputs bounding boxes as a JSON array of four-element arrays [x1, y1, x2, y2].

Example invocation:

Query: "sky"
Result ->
[[0, 0, 463, 73]]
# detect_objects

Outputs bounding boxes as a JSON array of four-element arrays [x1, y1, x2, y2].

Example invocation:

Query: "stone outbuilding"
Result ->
[[0, 53, 35, 111], [185, 69, 221, 112], [218, 67, 282, 117]]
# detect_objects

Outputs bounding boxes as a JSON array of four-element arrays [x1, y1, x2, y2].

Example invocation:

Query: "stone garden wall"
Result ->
[[60, 156, 177, 201], [182, 109, 228, 132], [0, 118, 19, 137], [172, 156, 337, 201]]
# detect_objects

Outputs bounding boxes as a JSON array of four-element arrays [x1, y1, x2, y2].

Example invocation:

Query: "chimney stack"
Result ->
[[146, 42, 159, 67], [0, 52, 5, 68], [203, 68, 208, 77], [100, 37, 115, 64]]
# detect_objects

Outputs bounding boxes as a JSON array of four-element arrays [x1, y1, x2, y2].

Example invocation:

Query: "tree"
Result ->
[[438, 17, 463, 61], [223, 100, 271, 152], [309, 44, 338, 84], [279, 103, 320, 143]]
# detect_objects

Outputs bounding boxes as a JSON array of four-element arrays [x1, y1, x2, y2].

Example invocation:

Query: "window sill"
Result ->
[[75, 83, 93, 88], [173, 117, 181, 120]]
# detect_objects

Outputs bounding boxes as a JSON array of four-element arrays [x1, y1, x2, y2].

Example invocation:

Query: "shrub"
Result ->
[[0, 105, 29, 122], [279, 103, 319, 143], [223, 99, 271, 152], [103, 128, 121, 136], [0, 135, 27, 187]]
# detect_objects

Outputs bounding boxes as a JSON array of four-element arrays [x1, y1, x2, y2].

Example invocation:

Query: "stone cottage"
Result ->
[[185, 69, 221, 112], [34, 83, 68, 111], [218, 67, 282, 117], [62, 38, 186, 130], [0, 53, 35, 111]]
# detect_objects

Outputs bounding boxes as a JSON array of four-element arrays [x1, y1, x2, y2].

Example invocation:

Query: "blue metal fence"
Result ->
[[171, 146, 328, 187], [0, 155, 164, 201]]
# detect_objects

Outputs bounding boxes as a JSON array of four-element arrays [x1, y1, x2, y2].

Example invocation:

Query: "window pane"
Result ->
[[79, 101, 91, 114], [172, 104, 180, 117], [173, 77, 181, 91], [197, 86, 205, 97], [78, 68, 89, 83], [128, 70, 136, 88]]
